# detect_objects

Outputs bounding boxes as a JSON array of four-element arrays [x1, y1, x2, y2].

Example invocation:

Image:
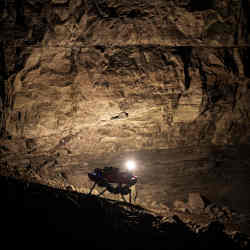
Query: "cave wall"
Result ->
[[0, 0, 250, 155]]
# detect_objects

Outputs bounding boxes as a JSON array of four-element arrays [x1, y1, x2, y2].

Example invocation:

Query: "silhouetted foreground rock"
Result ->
[[0, 175, 249, 249]]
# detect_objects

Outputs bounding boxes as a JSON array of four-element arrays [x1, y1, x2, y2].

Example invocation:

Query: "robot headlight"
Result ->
[[126, 160, 136, 171]]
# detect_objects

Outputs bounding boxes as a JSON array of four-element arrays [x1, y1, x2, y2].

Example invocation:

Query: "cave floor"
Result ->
[[102, 144, 250, 235], [1, 144, 250, 235]]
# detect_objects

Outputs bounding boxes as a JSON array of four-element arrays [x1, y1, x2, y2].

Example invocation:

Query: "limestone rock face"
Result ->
[[0, 0, 250, 155]]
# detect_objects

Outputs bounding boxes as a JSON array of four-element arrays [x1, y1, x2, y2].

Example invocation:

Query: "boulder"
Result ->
[[205, 203, 217, 217], [187, 193, 206, 214], [222, 206, 233, 219], [205, 204, 233, 221], [173, 200, 191, 213]]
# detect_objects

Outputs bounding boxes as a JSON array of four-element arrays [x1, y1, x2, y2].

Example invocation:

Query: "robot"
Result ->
[[88, 166, 137, 203]]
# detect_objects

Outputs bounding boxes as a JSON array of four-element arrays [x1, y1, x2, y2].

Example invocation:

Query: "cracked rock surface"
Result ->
[[0, 0, 250, 155], [0, 0, 250, 240]]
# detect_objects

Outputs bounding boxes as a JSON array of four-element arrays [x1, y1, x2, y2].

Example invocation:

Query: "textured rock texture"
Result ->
[[0, 0, 250, 156]]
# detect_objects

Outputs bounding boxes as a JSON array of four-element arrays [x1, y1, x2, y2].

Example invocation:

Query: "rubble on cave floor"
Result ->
[[0, 145, 250, 240], [0, 175, 249, 249]]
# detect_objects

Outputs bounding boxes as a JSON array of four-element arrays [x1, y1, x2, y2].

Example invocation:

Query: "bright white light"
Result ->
[[126, 160, 136, 171]]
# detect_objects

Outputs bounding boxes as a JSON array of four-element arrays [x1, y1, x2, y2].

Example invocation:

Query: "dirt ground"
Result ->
[[1, 144, 250, 235]]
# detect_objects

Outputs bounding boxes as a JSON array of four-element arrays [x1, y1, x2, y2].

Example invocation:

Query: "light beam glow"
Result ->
[[126, 160, 136, 171]]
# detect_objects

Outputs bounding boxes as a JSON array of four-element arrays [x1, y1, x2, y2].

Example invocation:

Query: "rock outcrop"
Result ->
[[0, 0, 250, 156], [174, 192, 207, 214], [174, 192, 233, 218]]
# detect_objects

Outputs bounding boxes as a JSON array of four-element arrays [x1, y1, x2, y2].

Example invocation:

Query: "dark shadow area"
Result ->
[[188, 0, 216, 12], [178, 47, 192, 90], [0, 175, 248, 249], [240, 48, 250, 78], [242, 0, 250, 42], [15, 0, 25, 26]]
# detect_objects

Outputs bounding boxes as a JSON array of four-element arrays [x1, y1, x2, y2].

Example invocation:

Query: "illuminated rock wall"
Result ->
[[0, 0, 250, 155]]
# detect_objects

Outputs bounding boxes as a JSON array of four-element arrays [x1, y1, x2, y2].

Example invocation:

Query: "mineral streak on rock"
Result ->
[[0, 0, 250, 156]]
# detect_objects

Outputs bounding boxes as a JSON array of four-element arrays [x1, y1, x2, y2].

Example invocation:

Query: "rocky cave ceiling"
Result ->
[[0, 0, 250, 157]]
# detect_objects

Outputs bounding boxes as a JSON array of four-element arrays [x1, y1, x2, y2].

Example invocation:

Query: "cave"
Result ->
[[188, 0, 216, 12], [0, 0, 250, 248]]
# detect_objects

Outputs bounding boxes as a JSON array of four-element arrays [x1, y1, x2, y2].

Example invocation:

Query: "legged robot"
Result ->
[[88, 167, 137, 203]]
